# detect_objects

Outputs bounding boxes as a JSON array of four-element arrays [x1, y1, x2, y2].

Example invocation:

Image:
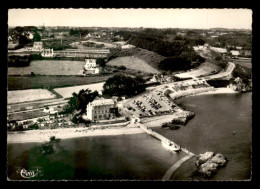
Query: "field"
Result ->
[[54, 82, 105, 98], [233, 58, 251, 69], [8, 89, 57, 104], [8, 75, 112, 90], [108, 47, 166, 70], [107, 56, 160, 74], [8, 60, 86, 76], [8, 110, 49, 121]]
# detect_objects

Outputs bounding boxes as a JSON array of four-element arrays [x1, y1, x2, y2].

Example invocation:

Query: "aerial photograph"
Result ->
[[7, 8, 252, 181]]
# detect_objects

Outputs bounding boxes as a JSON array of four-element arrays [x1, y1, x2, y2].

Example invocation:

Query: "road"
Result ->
[[203, 62, 235, 80]]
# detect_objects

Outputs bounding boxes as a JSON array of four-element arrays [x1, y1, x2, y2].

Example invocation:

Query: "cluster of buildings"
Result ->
[[193, 43, 251, 58]]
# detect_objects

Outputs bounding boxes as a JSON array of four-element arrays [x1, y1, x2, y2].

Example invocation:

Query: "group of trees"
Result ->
[[69, 29, 90, 37], [62, 89, 99, 114], [103, 73, 146, 97], [207, 32, 251, 50], [112, 29, 206, 72], [158, 56, 193, 71], [9, 26, 42, 46]]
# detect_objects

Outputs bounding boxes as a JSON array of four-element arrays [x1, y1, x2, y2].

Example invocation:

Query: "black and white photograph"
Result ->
[[6, 8, 252, 181]]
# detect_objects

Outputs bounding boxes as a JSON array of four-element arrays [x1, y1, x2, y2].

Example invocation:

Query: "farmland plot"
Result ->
[[54, 82, 105, 98], [8, 89, 57, 104], [107, 56, 160, 74], [8, 60, 85, 76]]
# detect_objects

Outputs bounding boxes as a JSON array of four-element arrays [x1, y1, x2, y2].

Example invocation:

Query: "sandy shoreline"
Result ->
[[7, 125, 145, 144], [192, 87, 236, 96]]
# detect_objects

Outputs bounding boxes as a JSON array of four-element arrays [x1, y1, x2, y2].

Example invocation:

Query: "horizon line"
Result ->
[[8, 25, 252, 30]]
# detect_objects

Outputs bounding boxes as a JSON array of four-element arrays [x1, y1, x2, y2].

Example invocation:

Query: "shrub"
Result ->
[[28, 123, 39, 130]]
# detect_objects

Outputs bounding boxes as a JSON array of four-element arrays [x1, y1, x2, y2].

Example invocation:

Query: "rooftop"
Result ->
[[90, 97, 115, 106]]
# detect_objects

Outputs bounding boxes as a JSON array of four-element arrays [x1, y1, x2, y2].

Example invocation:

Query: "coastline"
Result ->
[[7, 125, 145, 144], [7, 88, 237, 144], [191, 87, 236, 96]]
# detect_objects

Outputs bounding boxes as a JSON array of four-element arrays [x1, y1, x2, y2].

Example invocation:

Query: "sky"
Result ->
[[8, 9, 252, 29]]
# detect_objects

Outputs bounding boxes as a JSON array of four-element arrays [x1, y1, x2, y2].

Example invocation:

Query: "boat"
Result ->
[[161, 141, 181, 152]]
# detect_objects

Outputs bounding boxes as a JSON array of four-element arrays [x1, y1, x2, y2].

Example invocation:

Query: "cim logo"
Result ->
[[19, 168, 43, 179]]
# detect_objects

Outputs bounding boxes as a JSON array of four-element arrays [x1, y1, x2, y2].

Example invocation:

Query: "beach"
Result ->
[[7, 124, 145, 143], [193, 87, 236, 96]]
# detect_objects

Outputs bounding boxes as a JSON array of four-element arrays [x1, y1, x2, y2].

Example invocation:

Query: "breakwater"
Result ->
[[162, 154, 194, 180], [138, 123, 195, 156], [138, 123, 195, 180]]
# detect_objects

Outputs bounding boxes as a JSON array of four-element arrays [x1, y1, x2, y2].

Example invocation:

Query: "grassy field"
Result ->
[[8, 75, 113, 90], [107, 56, 160, 74], [108, 47, 166, 70], [54, 82, 105, 98], [8, 89, 57, 104], [8, 60, 86, 76]]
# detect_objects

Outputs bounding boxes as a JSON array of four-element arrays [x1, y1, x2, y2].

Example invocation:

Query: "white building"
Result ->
[[32, 42, 43, 51], [236, 46, 243, 50], [230, 50, 240, 57], [84, 59, 100, 74], [86, 97, 117, 121], [41, 48, 54, 57], [210, 47, 227, 54], [122, 44, 135, 49]]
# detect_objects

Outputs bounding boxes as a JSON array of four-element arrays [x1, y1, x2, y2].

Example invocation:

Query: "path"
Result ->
[[162, 154, 194, 180]]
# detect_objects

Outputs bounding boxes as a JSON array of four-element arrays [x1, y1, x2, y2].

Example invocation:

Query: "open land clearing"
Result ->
[[107, 56, 160, 74], [54, 82, 105, 98], [110, 47, 166, 70], [8, 89, 57, 104], [8, 75, 111, 90], [8, 60, 85, 76]]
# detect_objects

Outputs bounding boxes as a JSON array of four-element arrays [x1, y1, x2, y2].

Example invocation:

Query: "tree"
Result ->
[[158, 57, 192, 71], [96, 58, 106, 67], [62, 89, 99, 114], [103, 73, 146, 97], [62, 92, 78, 114], [79, 29, 89, 38], [77, 89, 99, 112], [69, 29, 79, 36], [18, 35, 29, 45], [33, 32, 41, 41], [119, 65, 126, 70]]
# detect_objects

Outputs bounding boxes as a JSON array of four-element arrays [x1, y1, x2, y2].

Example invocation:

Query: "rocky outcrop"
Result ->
[[227, 77, 252, 92], [198, 161, 219, 177], [196, 152, 214, 166], [196, 152, 227, 178], [171, 110, 195, 125], [208, 153, 227, 167]]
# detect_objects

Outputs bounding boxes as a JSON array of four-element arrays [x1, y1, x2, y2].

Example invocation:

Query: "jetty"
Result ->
[[138, 123, 195, 180]]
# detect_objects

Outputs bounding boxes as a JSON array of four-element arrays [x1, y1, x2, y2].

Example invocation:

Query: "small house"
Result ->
[[230, 50, 240, 57]]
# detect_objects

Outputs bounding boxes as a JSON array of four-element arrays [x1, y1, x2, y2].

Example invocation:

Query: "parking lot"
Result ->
[[121, 89, 177, 117]]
